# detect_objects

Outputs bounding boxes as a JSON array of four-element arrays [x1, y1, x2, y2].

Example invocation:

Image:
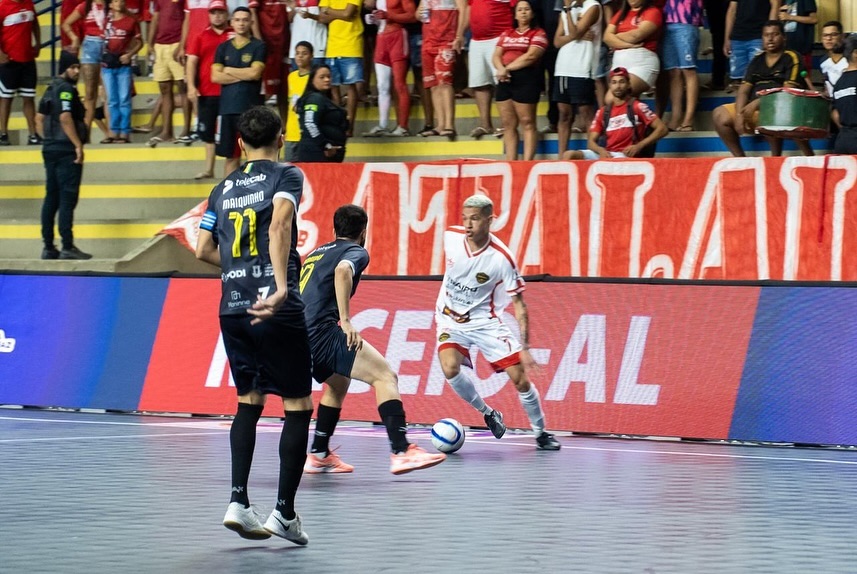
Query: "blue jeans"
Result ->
[[729, 38, 763, 80], [102, 65, 133, 134]]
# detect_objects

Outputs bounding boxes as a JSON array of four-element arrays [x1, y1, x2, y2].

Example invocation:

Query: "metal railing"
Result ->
[[35, 0, 61, 77]]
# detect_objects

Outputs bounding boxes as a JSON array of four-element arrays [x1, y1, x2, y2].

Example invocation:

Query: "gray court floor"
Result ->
[[1, 407, 856, 574]]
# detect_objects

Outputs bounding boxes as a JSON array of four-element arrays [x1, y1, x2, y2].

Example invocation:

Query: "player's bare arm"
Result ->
[[196, 228, 221, 266], [334, 261, 363, 351], [511, 293, 537, 373], [248, 197, 293, 324]]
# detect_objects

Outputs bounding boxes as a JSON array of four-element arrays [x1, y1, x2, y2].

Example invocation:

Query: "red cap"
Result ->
[[208, 0, 227, 11], [609, 67, 630, 80]]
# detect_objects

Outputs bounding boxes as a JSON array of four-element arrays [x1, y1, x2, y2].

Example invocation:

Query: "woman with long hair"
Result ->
[[296, 65, 349, 163], [603, 0, 662, 96], [62, 0, 108, 138], [101, 0, 142, 143], [492, 0, 548, 160]]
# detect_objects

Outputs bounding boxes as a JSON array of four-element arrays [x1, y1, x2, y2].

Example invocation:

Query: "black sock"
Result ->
[[229, 403, 263, 506], [276, 409, 312, 520], [310, 404, 341, 456], [378, 399, 409, 454]]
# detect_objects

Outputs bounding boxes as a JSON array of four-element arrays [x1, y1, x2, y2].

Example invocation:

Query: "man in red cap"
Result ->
[[563, 66, 668, 160]]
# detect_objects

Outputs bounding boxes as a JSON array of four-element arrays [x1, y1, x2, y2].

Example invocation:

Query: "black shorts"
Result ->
[[308, 323, 357, 384], [219, 314, 313, 398], [552, 76, 596, 106], [495, 66, 543, 104], [0, 60, 37, 98], [215, 113, 241, 158], [197, 96, 220, 143]]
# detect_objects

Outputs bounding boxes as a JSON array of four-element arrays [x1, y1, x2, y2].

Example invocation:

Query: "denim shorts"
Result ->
[[662, 23, 700, 70], [729, 38, 763, 80], [409, 31, 423, 69], [80, 36, 106, 65], [326, 57, 363, 85]]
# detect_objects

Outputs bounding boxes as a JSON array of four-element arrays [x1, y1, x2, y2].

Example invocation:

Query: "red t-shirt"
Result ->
[[468, 0, 512, 41], [74, 0, 108, 38], [184, 0, 210, 48], [125, 0, 151, 22], [496, 26, 547, 66], [589, 99, 656, 152], [0, 0, 37, 61], [248, 0, 287, 47], [611, 5, 662, 53], [153, 0, 185, 44], [105, 13, 140, 54], [187, 25, 234, 96], [59, 0, 85, 47]]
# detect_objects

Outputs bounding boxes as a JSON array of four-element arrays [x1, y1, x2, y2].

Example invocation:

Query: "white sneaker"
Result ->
[[264, 509, 309, 545], [388, 125, 411, 137], [223, 502, 271, 540], [362, 125, 388, 137]]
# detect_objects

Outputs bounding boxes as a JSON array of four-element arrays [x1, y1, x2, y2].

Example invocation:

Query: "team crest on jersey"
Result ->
[[475, 272, 490, 284], [242, 53, 252, 63], [438, 333, 450, 342]]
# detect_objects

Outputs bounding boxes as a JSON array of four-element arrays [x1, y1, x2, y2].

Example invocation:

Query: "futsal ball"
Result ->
[[431, 418, 466, 453]]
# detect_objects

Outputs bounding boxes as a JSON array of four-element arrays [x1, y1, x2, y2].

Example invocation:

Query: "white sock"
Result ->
[[447, 372, 490, 414], [518, 384, 545, 434], [375, 63, 392, 129]]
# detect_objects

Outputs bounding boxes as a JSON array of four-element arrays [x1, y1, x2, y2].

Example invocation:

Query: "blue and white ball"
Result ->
[[431, 418, 466, 453]]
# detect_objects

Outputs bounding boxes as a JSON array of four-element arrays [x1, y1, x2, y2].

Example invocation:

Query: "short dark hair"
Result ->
[[295, 40, 314, 54], [334, 205, 368, 239], [845, 34, 857, 63], [762, 20, 785, 34], [237, 106, 282, 149], [232, 6, 250, 15], [823, 20, 843, 33]]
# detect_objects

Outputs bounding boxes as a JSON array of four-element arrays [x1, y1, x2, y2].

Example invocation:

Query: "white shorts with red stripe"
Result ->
[[436, 319, 522, 373]]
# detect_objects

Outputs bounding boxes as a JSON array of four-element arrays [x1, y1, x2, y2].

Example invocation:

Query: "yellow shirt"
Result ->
[[286, 69, 311, 142], [319, 0, 363, 58]]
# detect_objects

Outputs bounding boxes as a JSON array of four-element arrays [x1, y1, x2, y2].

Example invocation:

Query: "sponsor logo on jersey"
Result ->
[[447, 278, 478, 293], [222, 269, 247, 281], [252, 265, 262, 278], [235, 174, 267, 187], [475, 272, 490, 284], [222, 180, 234, 194]]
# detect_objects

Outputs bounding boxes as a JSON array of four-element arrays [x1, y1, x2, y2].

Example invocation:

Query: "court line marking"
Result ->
[[2, 414, 856, 466]]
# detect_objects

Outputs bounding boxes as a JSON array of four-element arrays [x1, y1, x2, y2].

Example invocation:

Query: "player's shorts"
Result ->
[[196, 95, 219, 143], [153, 42, 185, 82], [552, 76, 596, 106], [422, 41, 456, 88], [374, 28, 409, 67], [308, 323, 358, 383], [219, 314, 313, 398], [263, 42, 287, 96], [0, 60, 37, 99], [215, 113, 241, 158], [436, 319, 522, 373], [467, 36, 499, 88], [495, 65, 543, 104]]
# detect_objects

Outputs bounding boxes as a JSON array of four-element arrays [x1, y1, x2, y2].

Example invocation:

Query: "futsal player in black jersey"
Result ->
[[196, 106, 313, 545], [832, 35, 857, 155], [299, 204, 446, 475]]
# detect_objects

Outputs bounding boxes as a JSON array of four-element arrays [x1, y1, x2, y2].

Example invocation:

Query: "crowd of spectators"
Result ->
[[0, 0, 855, 159]]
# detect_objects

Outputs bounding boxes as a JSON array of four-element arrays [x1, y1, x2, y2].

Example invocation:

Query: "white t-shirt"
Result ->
[[554, 0, 602, 79], [821, 56, 848, 97], [289, 0, 328, 58], [435, 226, 525, 332]]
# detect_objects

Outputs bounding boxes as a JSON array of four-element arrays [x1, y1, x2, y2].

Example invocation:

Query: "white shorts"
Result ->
[[579, 150, 626, 160], [611, 47, 660, 89], [436, 319, 522, 372], [468, 36, 500, 88]]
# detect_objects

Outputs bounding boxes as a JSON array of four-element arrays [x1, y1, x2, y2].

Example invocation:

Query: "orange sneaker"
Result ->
[[303, 449, 354, 474], [389, 444, 446, 475]]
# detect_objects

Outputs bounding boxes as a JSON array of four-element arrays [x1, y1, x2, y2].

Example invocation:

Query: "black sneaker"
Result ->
[[59, 246, 93, 260], [27, 134, 43, 145], [0, 133, 9, 146], [483, 409, 506, 439], [536, 432, 561, 451], [41, 246, 60, 260]]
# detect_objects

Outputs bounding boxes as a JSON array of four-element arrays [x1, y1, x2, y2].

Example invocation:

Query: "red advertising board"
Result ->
[[140, 278, 759, 439], [161, 157, 857, 280]]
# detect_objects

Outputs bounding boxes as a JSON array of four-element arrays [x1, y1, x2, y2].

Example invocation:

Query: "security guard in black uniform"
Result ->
[[36, 52, 91, 260]]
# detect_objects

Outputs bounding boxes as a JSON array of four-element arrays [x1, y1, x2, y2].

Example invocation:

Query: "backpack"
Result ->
[[597, 98, 658, 158]]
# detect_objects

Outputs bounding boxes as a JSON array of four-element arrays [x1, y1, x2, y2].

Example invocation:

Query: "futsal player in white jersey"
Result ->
[[435, 194, 561, 450]]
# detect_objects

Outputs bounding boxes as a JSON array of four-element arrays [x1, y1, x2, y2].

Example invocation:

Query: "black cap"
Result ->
[[59, 51, 80, 75]]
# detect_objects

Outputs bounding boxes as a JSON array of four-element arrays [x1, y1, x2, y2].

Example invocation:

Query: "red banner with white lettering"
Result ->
[[140, 278, 758, 438], [160, 157, 857, 281]]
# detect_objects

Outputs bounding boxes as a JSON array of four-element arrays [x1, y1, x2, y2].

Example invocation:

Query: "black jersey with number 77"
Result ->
[[200, 160, 305, 320]]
